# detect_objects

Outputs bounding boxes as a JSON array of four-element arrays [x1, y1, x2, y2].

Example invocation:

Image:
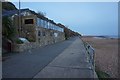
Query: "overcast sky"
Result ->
[[13, 2, 118, 36]]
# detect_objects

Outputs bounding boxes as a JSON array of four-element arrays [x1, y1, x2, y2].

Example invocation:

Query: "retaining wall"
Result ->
[[12, 42, 38, 53]]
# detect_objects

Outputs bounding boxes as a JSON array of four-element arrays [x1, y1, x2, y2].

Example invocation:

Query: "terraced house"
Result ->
[[3, 8, 65, 52], [14, 9, 65, 44]]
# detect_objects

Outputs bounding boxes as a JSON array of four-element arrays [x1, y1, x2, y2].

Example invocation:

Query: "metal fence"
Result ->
[[83, 42, 95, 68]]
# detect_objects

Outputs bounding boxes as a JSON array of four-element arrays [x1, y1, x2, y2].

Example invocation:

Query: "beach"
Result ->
[[82, 36, 118, 78]]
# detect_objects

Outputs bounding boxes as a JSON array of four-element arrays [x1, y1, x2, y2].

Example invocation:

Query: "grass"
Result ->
[[95, 66, 110, 79], [96, 70, 110, 78]]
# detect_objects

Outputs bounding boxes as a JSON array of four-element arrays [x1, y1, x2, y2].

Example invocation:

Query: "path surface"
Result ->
[[34, 37, 95, 78], [3, 37, 96, 78]]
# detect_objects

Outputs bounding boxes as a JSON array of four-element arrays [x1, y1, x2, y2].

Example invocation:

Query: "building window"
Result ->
[[38, 31, 41, 36], [42, 31, 45, 36], [24, 19, 34, 24]]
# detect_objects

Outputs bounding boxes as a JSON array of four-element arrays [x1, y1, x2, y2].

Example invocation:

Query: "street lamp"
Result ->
[[18, 0, 21, 36]]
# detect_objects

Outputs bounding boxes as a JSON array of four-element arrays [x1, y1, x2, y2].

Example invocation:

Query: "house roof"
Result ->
[[2, 8, 47, 20], [2, 8, 30, 17], [2, 8, 64, 29]]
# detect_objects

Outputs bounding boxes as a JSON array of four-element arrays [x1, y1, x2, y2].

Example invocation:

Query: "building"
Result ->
[[3, 8, 65, 52], [14, 9, 65, 46]]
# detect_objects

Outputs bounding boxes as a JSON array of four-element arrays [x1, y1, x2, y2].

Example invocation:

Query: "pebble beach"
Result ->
[[82, 36, 118, 78]]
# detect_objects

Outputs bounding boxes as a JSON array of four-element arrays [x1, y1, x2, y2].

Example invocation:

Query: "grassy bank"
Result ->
[[95, 66, 110, 79]]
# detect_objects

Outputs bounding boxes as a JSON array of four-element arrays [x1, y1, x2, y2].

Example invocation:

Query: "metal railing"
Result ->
[[83, 41, 95, 68]]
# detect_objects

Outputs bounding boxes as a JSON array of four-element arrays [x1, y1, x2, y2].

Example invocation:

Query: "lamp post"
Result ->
[[18, 0, 21, 37]]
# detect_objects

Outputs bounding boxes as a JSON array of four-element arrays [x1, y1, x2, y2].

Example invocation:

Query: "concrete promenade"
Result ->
[[3, 37, 97, 78], [34, 37, 96, 78]]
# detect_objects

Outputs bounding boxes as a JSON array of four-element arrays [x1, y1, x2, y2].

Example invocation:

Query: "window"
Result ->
[[38, 31, 41, 36], [37, 18, 39, 26], [61, 28, 64, 32], [41, 20, 44, 27], [24, 19, 34, 24], [45, 21, 48, 28], [48, 22, 50, 29], [49, 23, 52, 29], [42, 31, 45, 36]]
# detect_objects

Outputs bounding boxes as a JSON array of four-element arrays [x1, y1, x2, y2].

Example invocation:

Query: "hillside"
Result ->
[[2, 2, 17, 10], [57, 23, 81, 39]]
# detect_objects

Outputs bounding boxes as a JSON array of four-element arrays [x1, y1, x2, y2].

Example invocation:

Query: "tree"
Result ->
[[37, 11, 46, 17], [2, 2, 17, 10], [2, 16, 16, 40]]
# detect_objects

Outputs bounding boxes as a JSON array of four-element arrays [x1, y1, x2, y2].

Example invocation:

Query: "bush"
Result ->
[[15, 39, 24, 44], [27, 38, 35, 42], [2, 16, 17, 41]]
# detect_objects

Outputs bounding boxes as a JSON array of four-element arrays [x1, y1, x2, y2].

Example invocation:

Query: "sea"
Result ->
[[108, 35, 119, 39], [93, 35, 119, 39]]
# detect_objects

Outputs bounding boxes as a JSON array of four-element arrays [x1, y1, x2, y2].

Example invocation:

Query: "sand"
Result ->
[[82, 36, 118, 78]]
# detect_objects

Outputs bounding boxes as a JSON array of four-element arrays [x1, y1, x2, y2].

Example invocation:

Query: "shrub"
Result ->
[[27, 38, 35, 42], [15, 39, 24, 44]]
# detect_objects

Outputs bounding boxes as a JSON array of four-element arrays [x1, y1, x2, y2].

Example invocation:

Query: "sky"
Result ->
[[13, 2, 118, 36]]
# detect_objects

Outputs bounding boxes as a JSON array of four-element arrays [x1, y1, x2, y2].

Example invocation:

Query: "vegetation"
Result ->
[[37, 11, 46, 17], [96, 69, 110, 79], [27, 38, 36, 42], [96, 71, 110, 78], [2, 16, 16, 40], [15, 38, 24, 44], [57, 23, 81, 39], [2, 1, 18, 41], [2, 2, 17, 10]]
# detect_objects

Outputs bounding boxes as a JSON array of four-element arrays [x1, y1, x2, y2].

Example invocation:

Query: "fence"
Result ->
[[83, 42, 95, 68]]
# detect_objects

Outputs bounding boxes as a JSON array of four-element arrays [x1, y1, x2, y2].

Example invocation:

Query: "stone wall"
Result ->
[[12, 28, 65, 53], [12, 42, 39, 53], [35, 26, 65, 46]]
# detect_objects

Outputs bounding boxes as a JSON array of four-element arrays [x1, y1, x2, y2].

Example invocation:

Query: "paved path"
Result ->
[[33, 37, 95, 78], [3, 37, 76, 78], [3, 37, 96, 78]]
